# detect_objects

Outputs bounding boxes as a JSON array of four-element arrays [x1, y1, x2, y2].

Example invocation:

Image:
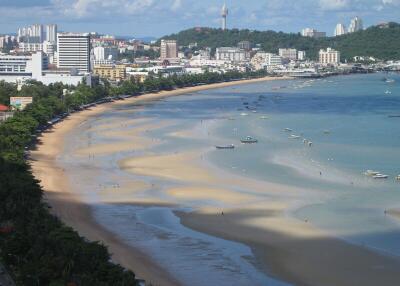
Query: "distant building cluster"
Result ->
[[334, 17, 364, 37], [0, 6, 380, 90], [302, 16, 364, 38]]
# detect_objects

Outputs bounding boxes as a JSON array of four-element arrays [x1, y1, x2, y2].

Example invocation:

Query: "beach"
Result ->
[[30, 74, 400, 286]]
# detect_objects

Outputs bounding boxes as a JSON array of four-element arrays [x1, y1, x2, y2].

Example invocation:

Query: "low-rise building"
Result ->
[[301, 28, 326, 38], [0, 52, 91, 86], [215, 47, 250, 63], [93, 64, 126, 82], [279, 48, 297, 61], [250, 52, 282, 70], [319, 48, 340, 65]]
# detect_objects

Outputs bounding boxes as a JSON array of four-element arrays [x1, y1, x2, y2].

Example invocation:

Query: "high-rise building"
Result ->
[[18, 24, 44, 43], [46, 24, 57, 43], [301, 28, 326, 38], [279, 48, 297, 61], [348, 17, 363, 33], [319, 48, 340, 65], [57, 33, 91, 73], [297, 51, 306, 61], [160, 40, 178, 60], [221, 2, 228, 31], [334, 23, 347, 36], [93, 46, 118, 61]]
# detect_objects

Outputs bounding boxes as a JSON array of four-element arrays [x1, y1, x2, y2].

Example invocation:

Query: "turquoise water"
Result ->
[[136, 73, 400, 256], [60, 73, 400, 285]]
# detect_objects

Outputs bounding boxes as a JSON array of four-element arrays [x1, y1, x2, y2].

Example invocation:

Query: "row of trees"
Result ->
[[162, 23, 400, 61], [0, 69, 269, 285]]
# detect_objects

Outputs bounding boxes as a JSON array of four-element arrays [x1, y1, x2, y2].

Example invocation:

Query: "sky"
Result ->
[[0, 0, 399, 38]]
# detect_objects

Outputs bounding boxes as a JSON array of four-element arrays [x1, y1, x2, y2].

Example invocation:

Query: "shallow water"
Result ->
[[59, 73, 400, 284]]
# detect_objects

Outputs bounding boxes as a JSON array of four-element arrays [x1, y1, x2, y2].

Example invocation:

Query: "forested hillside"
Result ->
[[161, 22, 400, 61]]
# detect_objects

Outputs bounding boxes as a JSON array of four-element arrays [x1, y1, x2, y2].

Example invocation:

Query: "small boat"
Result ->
[[308, 141, 313, 147], [215, 144, 235, 150], [240, 113, 248, 116], [241, 136, 258, 144], [364, 170, 380, 176], [284, 128, 293, 132], [323, 130, 331, 134], [373, 174, 389, 179], [396, 175, 400, 181], [259, 116, 268, 120], [386, 79, 395, 83], [385, 90, 392, 94], [289, 135, 301, 139], [227, 117, 235, 120]]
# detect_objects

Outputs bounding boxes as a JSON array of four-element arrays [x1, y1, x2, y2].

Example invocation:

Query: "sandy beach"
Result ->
[[29, 76, 289, 285], [30, 75, 400, 286]]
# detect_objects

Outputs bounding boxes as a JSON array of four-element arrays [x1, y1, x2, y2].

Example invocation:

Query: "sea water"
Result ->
[[60, 73, 400, 285]]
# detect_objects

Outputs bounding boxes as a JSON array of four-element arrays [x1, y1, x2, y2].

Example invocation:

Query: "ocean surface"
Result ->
[[60, 73, 400, 285]]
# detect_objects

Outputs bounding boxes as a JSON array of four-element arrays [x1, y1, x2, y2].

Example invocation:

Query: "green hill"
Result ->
[[161, 22, 400, 61]]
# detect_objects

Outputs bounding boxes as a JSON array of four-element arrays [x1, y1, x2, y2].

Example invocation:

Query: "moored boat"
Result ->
[[284, 128, 293, 132], [241, 136, 258, 144], [373, 174, 389, 179], [215, 144, 235, 149], [289, 135, 301, 139], [364, 170, 380, 176]]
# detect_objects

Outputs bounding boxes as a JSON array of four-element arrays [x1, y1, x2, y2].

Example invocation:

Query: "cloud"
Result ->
[[319, 0, 349, 10]]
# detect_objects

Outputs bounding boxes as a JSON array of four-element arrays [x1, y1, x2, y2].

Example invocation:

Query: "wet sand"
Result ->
[[29, 76, 289, 285]]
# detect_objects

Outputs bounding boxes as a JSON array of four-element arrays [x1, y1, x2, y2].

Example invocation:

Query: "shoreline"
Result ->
[[29, 76, 290, 285], [30, 74, 400, 286]]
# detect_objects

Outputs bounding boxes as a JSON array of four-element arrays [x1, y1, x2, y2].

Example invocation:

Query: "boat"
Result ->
[[386, 79, 395, 83], [215, 144, 235, 149], [259, 116, 268, 120], [323, 130, 331, 134], [284, 128, 293, 132], [241, 136, 258, 144], [385, 90, 392, 94], [289, 135, 301, 139], [364, 170, 381, 176], [396, 175, 400, 181], [373, 174, 389, 179], [240, 113, 248, 116]]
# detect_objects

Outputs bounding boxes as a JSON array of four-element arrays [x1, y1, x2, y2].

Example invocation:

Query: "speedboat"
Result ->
[[364, 170, 380, 176], [241, 136, 258, 144], [386, 79, 395, 83], [215, 144, 235, 150], [284, 128, 293, 132], [240, 113, 248, 116], [373, 174, 389, 179], [289, 135, 301, 139]]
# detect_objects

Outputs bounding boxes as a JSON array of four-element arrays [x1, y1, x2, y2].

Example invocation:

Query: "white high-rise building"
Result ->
[[93, 46, 118, 61], [18, 24, 44, 43], [160, 40, 178, 60], [46, 24, 57, 43], [348, 17, 363, 33], [57, 33, 91, 73], [319, 48, 340, 65], [334, 23, 347, 36], [297, 51, 306, 61], [221, 2, 228, 31]]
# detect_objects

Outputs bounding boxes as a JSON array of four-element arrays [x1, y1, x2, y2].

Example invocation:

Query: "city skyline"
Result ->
[[0, 0, 400, 37]]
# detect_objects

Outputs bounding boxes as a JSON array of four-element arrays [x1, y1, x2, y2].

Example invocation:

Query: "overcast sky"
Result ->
[[0, 0, 399, 37]]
